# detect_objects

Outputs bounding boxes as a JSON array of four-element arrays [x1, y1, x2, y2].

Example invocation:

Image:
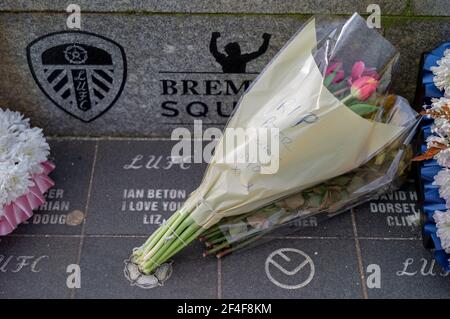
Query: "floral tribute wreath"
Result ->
[[415, 43, 450, 271], [0, 109, 54, 235]]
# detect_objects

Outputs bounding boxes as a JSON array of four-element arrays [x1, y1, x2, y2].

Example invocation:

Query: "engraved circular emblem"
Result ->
[[123, 257, 173, 289], [27, 31, 127, 122], [64, 44, 88, 64], [265, 248, 315, 289]]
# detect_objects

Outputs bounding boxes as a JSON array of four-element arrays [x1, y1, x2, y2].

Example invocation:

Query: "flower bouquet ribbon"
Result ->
[[0, 109, 54, 236], [132, 13, 418, 275]]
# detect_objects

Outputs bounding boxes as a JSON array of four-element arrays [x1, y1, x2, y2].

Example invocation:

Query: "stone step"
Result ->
[[0, 7, 449, 137]]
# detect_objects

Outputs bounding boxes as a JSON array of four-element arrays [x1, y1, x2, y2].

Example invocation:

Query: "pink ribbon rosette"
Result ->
[[0, 109, 55, 236]]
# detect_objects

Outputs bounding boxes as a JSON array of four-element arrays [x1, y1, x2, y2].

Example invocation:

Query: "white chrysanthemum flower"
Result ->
[[0, 160, 34, 206], [426, 135, 448, 149], [430, 97, 448, 109], [434, 168, 450, 186], [434, 210, 450, 253], [431, 49, 450, 97], [17, 128, 49, 174], [434, 117, 450, 135], [433, 169, 450, 209], [0, 108, 50, 208], [436, 148, 450, 168]]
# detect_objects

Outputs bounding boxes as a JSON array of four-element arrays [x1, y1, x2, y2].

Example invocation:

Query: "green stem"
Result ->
[[159, 227, 205, 266], [144, 221, 204, 274], [154, 221, 200, 265], [206, 235, 227, 246], [142, 215, 192, 264], [205, 230, 225, 241], [201, 224, 220, 237], [201, 229, 221, 239], [138, 210, 182, 257]]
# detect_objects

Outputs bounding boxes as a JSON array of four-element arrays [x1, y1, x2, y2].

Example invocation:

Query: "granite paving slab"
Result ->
[[359, 239, 450, 298], [0, 236, 80, 299], [220, 238, 363, 298], [0, 138, 448, 299], [75, 237, 217, 299], [266, 210, 354, 239], [84, 140, 206, 235], [354, 179, 421, 239], [15, 139, 96, 235]]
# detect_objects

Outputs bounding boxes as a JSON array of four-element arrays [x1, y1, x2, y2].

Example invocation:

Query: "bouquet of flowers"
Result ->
[[201, 95, 417, 258], [0, 108, 54, 236], [414, 45, 450, 271], [131, 13, 419, 275]]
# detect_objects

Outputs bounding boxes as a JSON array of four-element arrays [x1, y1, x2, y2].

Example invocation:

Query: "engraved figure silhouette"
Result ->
[[210, 32, 271, 73]]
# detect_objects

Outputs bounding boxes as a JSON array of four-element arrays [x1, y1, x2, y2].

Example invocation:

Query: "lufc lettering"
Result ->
[[160, 79, 251, 118], [0, 255, 48, 273]]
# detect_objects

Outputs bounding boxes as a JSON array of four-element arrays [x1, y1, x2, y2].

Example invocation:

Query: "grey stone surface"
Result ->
[[412, 0, 450, 16], [0, 237, 79, 298], [85, 140, 206, 235], [354, 180, 421, 238], [270, 210, 354, 238], [0, 0, 408, 14], [15, 139, 96, 235], [75, 237, 218, 298], [1, 12, 446, 136], [0, 139, 449, 298], [385, 18, 450, 103], [0, 13, 313, 136], [221, 238, 363, 298], [359, 239, 450, 298]]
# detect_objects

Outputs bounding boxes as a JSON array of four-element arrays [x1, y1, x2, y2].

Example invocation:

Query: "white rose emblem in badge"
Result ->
[[27, 31, 127, 122]]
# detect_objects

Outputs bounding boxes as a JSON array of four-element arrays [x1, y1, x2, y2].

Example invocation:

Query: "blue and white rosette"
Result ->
[[420, 120, 450, 271], [422, 42, 450, 99], [418, 41, 450, 272]]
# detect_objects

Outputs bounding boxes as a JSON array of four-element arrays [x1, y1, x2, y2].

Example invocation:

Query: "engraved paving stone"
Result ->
[[15, 139, 96, 235], [270, 210, 354, 238], [353, 180, 421, 238], [0, 237, 79, 298], [359, 239, 450, 298], [221, 239, 362, 298], [75, 237, 217, 298], [85, 140, 206, 235]]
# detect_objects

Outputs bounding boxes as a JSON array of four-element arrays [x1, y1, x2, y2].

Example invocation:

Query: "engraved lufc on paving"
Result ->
[[265, 248, 315, 289]]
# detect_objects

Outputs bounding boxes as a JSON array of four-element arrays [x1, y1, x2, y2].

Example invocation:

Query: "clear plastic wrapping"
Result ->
[[201, 96, 419, 258], [133, 13, 420, 274]]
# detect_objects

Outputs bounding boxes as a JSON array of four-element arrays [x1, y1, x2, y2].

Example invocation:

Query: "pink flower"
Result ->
[[348, 61, 380, 86], [350, 76, 379, 101], [351, 61, 365, 80], [332, 70, 345, 84], [325, 62, 342, 76]]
